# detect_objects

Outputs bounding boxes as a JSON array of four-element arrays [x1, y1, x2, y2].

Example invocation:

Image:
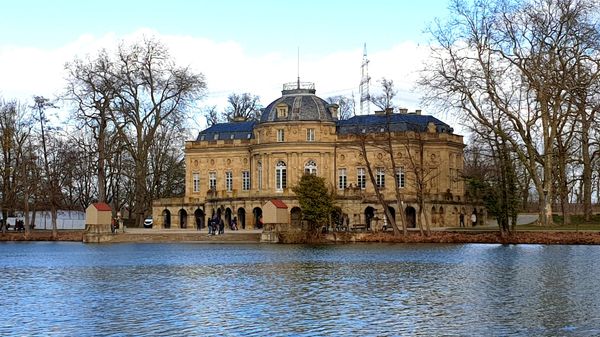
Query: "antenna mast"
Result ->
[[359, 43, 371, 115], [297, 47, 300, 89]]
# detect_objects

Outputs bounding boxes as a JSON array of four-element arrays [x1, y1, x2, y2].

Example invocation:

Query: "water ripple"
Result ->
[[1, 243, 600, 336]]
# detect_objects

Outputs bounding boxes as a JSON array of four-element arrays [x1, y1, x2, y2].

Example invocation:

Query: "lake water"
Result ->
[[0, 242, 599, 336]]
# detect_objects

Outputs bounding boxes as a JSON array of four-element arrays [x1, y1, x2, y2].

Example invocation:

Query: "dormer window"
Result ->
[[276, 103, 288, 118], [213, 133, 219, 140]]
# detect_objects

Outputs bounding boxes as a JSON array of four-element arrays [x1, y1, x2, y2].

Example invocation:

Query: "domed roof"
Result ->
[[259, 82, 336, 123]]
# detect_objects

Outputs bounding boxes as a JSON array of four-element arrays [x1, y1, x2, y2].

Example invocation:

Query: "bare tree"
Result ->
[[64, 49, 119, 204], [420, 0, 600, 227], [371, 78, 397, 111], [203, 105, 220, 127], [327, 95, 356, 120], [224, 93, 261, 121], [32, 96, 62, 238], [0, 99, 34, 232], [110, 38, 207, 226]]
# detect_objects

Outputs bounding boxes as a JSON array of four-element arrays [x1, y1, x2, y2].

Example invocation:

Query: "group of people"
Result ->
[[459, 212, 478, 227], [0, 219, 28, 232], [207, 216, 239, 235], [110, 217, 125, 234]]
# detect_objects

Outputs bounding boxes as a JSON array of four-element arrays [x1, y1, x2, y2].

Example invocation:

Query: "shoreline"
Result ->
[[2, 229, 600, 245]]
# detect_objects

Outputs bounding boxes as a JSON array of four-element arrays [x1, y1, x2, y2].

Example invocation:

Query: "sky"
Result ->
[[0, 0, 453, 130]]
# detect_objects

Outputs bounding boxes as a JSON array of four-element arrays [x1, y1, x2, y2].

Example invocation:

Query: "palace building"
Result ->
[[151, 82, 483, 230]]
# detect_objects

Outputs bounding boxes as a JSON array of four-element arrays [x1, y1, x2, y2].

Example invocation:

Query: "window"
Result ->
[[257, 161, 263, 191], [277, 129, 285, 142], [304, 160, 317, 175], [276, 160, 287, 191], [226, 171, 233, 192], [242, 171, 250, 191], [209, 172, 217, 190], [357, 167, 366, 189], [396, 167, 405, 188], [276, 104, 288, 118], [338, 168, 347, 190], [193, 173, 200, 192], [307, 128, 315, 142], [376, 167, 385, 189]]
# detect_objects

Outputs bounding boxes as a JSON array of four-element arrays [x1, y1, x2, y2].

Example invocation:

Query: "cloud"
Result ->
[[0, 28, 435, 128]]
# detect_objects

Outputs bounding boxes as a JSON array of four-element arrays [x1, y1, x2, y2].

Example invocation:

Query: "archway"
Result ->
[[162, 209, 171, 229], [225, 208, 232, 228], [405, 206, 416, 228], [291, 207, 302, 227], [438, 207, 445, 226], [431, 206, 438, 226], [237, 208, 246, 229], [453, 207, 459, 227], [179, 209, 188, 228], [364, 206, 375, 230], [195, 208, 205, 230], [253, 207, 263, 229]]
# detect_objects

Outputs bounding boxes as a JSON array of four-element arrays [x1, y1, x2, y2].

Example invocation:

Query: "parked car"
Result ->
[[143, 216, 153, 228]]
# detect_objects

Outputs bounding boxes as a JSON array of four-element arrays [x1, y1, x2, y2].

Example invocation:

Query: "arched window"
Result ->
[[276, 160, 287, 191], [257, 161, 262, 191], [304, 160, 317, 175]]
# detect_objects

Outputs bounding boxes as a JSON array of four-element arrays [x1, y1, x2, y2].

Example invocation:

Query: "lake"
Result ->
[[0, 242, 599, 336]]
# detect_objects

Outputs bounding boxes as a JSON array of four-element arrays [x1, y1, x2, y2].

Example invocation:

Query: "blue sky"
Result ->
[[0, 0, 453, 127]]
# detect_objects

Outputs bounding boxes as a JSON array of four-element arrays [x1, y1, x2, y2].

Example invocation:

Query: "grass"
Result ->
[[508, 214, 600, 231]]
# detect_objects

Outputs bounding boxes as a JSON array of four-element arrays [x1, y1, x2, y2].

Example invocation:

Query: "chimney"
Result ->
[[385, 107, 393, 115], [415, 109, 422, 115], [399, 108, 408, 114]]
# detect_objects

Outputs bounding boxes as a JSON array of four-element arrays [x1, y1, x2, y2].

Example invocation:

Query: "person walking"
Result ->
[[471, 212, 477, 227], [459, 213, 465, 227]]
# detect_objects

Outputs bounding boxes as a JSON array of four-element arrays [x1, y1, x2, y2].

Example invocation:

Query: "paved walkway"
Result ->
[[125, 228, 264, 235]]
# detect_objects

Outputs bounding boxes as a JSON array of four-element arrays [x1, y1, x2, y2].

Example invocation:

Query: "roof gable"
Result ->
[[92, 202, 112, 212], [269, 199, 288, 209]]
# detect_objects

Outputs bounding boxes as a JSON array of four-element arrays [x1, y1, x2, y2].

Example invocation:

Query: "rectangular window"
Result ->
[[376, 167, 385, 189], [193, 173, 200, 192], [276, 167, 287, 191], [357, 167, 366, 189], [242, 171, 250, 191], [338, 168, 347, 190], [396, 167, 405, 188], [257, 163, 263, 191], [307, 128, 315, 142], [277, 129, 285, 142], [226, 171, 233, 192], [209, 172, 217, 190]]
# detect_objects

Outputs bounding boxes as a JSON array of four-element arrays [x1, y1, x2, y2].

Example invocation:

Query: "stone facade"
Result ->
[[152, 83, 485, 230]]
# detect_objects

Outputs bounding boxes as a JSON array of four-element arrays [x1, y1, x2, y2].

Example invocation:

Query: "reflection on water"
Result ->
[[1, 242, 599, 336]]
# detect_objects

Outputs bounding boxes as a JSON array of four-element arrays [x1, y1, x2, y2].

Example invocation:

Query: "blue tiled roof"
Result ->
[[195, 114, 454, 141], [196, 121, 256, 141], [336, 114, 453, 134]]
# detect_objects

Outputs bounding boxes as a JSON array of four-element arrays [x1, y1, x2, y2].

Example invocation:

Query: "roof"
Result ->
[[259, 87, 335, 123], [336, 113, 453, 134], [92, 202, 112, 212], [196, 121, 256, 141], [269, 199, 288, 209]]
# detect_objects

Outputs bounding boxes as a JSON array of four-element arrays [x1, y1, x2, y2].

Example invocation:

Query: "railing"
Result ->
[[283, 82, 315, 91]]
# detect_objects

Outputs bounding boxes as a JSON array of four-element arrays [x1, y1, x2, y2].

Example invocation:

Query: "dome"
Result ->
[[259, 82, 338, 123]]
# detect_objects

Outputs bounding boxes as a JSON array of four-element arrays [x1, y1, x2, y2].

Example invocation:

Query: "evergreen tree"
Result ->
[[292, 174, 333, 230]]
